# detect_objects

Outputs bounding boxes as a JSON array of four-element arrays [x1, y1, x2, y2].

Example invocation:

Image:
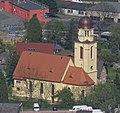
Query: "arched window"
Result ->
[[80, 46, 83, 59], [81, 90, 85, 96], [51, 84, 54, 103], [91, 46, 93, 59], [51, 84, 54, 96], [85, 30, 89, 36], [40, 82, 43, 94]]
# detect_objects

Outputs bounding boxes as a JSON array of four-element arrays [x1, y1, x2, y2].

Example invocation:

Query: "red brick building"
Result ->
[[0, 0, 49, 23]]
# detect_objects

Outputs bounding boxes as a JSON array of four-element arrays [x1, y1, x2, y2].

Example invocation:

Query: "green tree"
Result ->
[[110, 43, 119, 62], [99, 49, 114, 66], [38, 0, 58, 13], [44, 19, 65, 44], [0, 71, 8, 102], [54, 87, 74, 108], [109, 23, 120, 49], [64, 18, 78, 49], [26, 14, 42, 42], [6, 45, 19, 85], [79, 82, 120, 113], [114, 74, 120, 90]]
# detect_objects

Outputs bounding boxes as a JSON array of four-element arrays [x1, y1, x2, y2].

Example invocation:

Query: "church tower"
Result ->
[[74, 16, 97, 84]]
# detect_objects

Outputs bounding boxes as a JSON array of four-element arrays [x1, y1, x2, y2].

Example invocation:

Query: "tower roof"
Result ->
[[79, 16, 92, 29]]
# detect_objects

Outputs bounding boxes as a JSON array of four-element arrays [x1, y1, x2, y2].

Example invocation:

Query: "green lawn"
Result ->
[[108, 67, 120, 80]]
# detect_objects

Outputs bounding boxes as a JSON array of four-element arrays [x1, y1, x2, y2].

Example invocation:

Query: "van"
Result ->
[[33, 103, 40, 111], [69, 105, 90, 111], [92, 109, 104, 113]]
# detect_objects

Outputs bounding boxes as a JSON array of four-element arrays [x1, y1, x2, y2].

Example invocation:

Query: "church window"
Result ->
[[85, 30, 89, 36], [40, 82, 43, 94], [90, 66, 93, 70], [51, 84, 54, 96], [29, 81, 33, 92], [17, 87, 20, 91], [91, 46, 93, 59], [81, 90, 85, 96], [80, 47, 83, 59], [51, 96, 54, 103]]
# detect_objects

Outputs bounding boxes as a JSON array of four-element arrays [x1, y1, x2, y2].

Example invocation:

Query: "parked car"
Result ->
[[33, 103, 40, 111], [69, 105, 92, 111]]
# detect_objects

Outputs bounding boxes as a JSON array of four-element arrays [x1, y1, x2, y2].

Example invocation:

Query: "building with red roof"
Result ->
[[0, 0, 49, 23], [16, 42, 55, 55], [12, 16, 97, 103]]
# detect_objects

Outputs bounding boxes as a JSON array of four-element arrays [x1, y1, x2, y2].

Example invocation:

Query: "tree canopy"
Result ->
[[6, 45, 19, 85], [0, 71, 8, 102], [64, 18, 78, 50], [109, 23, 120, 49], [54, 87, 74, 108], [114, 74, 120, 90], [44, 19, 65, 44], [78, 82, 120, 113], [26, 14, 42, 42]]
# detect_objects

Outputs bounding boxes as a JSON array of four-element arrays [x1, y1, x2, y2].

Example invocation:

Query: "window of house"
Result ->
[[28, 48, 36, 51], [16, 80, 20, 83], [44, 12, 49, 18], [78, 11, 84, 15], [91, 46, 93, 59], [80, 46, 83, 59], [67, 9, 73, 13], [40, 82, 43, 94], [118, 19, 120, 23]]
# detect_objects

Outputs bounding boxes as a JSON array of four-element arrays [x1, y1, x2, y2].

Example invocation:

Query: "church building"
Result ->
[[12, 16, 97, 103]]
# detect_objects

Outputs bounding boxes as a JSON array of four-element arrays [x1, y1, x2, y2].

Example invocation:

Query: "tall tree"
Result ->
[[54, 87, 74, 108], [114, 74, 120, 90], [0, 71, 8, 102], [110, 43, 119, 62], [109, 23, 120, 49], [64, 18, 78, 50], [6, 45, 19, 85], [78, 82, 120, 113], [38, 0, 58, 13], [26, 14, 42, 42], [44, 19, 65, 44]]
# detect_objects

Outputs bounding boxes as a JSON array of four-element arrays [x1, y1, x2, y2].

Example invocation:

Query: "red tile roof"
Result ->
[[13, 51, 70, 83], [13, 51, 94, 86], [16, 42, 55, 55], [63, 66, 94, 86]]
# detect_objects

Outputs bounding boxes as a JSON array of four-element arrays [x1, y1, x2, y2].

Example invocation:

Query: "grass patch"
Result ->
[[108, 67, 120, 80]]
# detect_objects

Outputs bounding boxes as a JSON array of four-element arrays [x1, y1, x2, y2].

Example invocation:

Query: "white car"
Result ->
[[33, 103, 40, 111]]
